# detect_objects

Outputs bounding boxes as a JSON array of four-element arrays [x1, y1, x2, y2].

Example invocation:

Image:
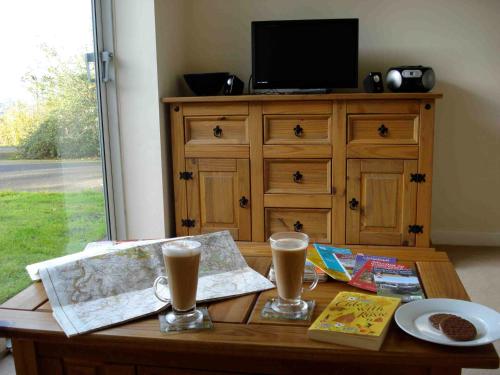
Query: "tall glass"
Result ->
[[153, 240, 203, 329], [269, 232, 318, 317]]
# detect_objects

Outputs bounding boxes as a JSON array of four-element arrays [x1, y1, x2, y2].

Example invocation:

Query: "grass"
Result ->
[[0, 191, 106, 303]]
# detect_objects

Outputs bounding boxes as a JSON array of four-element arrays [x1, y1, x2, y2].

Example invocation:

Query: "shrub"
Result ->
[[18, 117, 60, 159]]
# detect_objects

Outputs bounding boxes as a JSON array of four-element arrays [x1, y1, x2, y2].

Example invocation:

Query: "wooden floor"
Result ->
[[1, 245, 499, 375]]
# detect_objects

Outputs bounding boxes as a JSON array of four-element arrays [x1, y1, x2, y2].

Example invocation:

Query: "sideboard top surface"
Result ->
[[162, 92, 443, 103]]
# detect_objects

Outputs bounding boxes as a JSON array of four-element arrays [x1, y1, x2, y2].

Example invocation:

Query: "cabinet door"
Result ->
[[346, 159, 417, 246], [186, 159, 251, 240]]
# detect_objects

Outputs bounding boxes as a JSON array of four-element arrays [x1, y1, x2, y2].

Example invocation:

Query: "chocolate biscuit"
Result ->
[[429, 313, 456, 329], [439, 316, 477, 341]]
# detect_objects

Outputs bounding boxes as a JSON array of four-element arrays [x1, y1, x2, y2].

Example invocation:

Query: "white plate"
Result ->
[[395, 298, 500, 346]]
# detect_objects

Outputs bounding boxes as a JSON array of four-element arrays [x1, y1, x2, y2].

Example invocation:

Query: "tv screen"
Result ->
[[252, 19, 358, 90]]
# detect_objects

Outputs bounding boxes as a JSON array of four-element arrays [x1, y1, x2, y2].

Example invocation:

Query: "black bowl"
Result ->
[[183, 72, 229, 96]]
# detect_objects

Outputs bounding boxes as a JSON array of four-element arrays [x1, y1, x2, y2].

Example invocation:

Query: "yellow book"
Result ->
[[308, 292, 401, 351]]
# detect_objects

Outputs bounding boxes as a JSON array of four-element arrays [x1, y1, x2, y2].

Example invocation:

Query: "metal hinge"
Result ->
[[410, 173, 426, 183], [179, 171, 193, 180], [408, 225, 424, 234], [181, 219, 195, 228]]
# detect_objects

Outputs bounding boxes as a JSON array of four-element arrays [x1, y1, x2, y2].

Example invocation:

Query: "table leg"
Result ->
[[0, 338, 7, 357], [12, 339, 38, 375]]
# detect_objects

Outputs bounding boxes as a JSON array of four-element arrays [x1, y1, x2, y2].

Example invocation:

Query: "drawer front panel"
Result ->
[[265, 208, 331, 243], [264, 159, 331, 194], [185, 116, 248, 144], [348, 114, 418, 144], [264, 115, 331, 144]]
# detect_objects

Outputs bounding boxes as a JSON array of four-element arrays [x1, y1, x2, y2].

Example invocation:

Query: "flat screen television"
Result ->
[[251, 19, 358, 91]]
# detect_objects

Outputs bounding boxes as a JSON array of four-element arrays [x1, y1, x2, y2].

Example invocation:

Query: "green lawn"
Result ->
[[0, 191, 106, 303]]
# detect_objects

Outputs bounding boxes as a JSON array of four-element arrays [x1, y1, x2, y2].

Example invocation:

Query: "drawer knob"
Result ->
[[293, 221, 303, 232], [349, 198, 359, 210], [294, 124, 303, 137], [213, 125, 223, 138], [293, 171, 303, 183], [378, 124, 389, 137], [239, 196, 249, 208]]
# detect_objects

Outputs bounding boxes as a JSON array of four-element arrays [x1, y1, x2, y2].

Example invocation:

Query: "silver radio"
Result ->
[[386, 66, 435, 92]]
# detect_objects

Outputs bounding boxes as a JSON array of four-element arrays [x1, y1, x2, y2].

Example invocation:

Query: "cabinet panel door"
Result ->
[[346, 159, 417, 246], [186, 159, 251, 240]]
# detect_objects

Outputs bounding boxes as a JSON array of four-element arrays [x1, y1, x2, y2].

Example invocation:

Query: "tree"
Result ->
[[0, 102, 42, 146], [0, 46, 100, 159]]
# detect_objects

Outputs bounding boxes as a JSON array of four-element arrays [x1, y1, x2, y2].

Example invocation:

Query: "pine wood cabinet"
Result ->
[[185, 158, 251, 240], [346, 159, 418, 246], [165, 93, 441, 248]]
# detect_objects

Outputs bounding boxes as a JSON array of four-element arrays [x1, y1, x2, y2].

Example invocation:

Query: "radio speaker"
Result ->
[[363, 72, 384, 93]]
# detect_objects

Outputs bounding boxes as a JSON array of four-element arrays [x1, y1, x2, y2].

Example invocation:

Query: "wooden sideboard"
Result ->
[[163, 93, 442, 247]]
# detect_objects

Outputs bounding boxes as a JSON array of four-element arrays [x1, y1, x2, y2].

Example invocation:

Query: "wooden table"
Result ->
[[0, 243, 498, 375]]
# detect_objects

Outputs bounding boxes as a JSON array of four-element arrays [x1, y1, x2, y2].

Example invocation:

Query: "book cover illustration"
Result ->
[[309, 292, 401, 336], [348, 260, 378, 292], [314, 244, 353, 280], [352, 254, 397, 275], [335, 253, 356, 276], [307, 246, 350, 282], [373, 262, 425, 303]]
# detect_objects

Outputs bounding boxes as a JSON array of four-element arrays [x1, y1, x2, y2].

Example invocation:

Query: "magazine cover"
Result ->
[[352, 254, 397, 275], [372, 262, 425, 302], [348, 260, 378, 292]]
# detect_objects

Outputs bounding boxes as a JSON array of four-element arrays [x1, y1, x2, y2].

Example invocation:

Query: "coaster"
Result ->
[[260, 298, 316, 321], [159, 307, 213, 333]]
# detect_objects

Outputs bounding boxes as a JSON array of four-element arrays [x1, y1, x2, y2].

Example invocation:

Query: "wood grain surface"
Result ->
[[0, 283, 47, 311], [415, 100, 435, 247], [347, 114, 419, 144], [347, 144, 419, 159], [416, 261, 470, 300], [163, 93, 443, 103], [263, 114, 331, 144]]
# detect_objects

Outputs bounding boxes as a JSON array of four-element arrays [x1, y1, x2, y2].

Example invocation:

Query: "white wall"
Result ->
[[154, 0, 189, 236], [113, 0, 169, 239], [168, 0, 500, 245]]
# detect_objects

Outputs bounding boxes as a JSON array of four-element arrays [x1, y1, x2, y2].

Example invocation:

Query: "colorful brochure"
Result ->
[[313, 244, 353, 281], [352, 254, 397, 276], [373, 262, 425, 303]]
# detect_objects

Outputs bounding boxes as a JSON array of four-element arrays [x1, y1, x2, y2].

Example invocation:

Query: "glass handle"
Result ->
[[303, 264, 319, 292], [153, 275, 170, 303]]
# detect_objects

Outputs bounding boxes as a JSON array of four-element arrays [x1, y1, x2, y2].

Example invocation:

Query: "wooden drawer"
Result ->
[[348, 114, 418, 144], [184, 116, 248, 144], [265, 208, 331, 243], [263, 115, 331, 144], [264, 159, 331, 194]]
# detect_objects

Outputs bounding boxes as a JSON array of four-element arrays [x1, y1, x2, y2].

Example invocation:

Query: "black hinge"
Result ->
[[179, 171, 193, 180], [181, 219, 195, 228], [410, 173, 426, 183], [408, 225, 424, 234]]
